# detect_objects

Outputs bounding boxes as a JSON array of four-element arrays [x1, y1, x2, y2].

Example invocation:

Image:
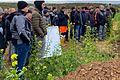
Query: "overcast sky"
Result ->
[[0, 0, 120, 4]]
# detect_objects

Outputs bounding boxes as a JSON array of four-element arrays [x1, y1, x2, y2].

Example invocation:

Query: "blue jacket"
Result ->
[[58, 11, 68, 26], [80, 11, 88, 25]]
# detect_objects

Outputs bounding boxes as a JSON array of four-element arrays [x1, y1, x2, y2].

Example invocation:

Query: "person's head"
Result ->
[[43, 9, 49, 17], [109, 3, 112, 7], [4, 8, 9, 14], [17, 1, 28, 13], [8, 8, 16, 14], [99, 5, 105, 11], [71, 7, 76, 11], [89, 6, 94, 12], [34, 0, 45, 12], [95, 7, 100, 12], [52, 7, 57, 12], [76, 7, 80, 11], [0, 7, 4, 21], [81, 7, 86, 11], [29, 6, 36, 13], [25, 10, 32, 21], [61, 6, 66, 12]]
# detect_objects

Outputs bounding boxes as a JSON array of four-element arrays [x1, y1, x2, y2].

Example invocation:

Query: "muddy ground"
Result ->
[[58, 59, 120, 80]]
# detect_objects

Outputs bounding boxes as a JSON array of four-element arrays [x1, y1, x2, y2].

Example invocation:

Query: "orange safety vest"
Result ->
[[59, 26, 68, 33]]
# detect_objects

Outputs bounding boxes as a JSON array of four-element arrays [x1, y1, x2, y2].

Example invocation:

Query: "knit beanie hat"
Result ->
[[17, 1, 28, 10], [43, 9, 48, 14], [34, 0, 45, 12]]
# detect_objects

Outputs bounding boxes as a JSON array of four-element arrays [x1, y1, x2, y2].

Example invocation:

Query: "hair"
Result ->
[[96, 7, 99, 8], [34, 1, 45, 12], [81, 7, 86, 9], [44, 6, 48, 9], [61, 6, 66, 10], [71, 7, 75, 10], [52, 7, 56, 10]]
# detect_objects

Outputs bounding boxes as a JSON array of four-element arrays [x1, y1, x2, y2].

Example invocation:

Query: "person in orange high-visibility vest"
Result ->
[[58, 6, 69, 42]]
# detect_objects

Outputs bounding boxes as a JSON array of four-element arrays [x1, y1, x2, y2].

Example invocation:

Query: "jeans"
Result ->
[[14, 43, 31, 71], [98, 25, 106, 40], [70, 24, 74, 39], [81, 25, 86, 36], [75, 25, 81, 40]]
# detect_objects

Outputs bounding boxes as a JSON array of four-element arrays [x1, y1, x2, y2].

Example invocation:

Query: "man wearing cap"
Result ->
[[32, 0, 47, 38], [31, 0, 47, 57], [10, 1, 31, 71]]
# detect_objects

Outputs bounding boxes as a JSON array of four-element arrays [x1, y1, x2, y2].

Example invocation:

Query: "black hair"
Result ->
[[52, 7, 56, 10], [71, 7, 75, 10], [34, 1, 45, 12], [61, 6, 65, 10]]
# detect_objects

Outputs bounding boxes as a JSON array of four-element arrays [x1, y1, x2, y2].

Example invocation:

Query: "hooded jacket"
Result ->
[[10, 10, 32, 45], [32, 8, 47, 38]]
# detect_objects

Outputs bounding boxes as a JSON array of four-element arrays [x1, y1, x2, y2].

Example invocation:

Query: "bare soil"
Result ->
[[58, 59, 120, 80]]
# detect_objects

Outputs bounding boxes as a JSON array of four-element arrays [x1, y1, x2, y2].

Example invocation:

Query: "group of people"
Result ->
[[0, 0, 116, 77], [36, 3, 116, 42], [0, 0, 47, 74]]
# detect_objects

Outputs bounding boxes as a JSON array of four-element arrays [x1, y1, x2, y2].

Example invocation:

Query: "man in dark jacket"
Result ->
[[80, 7, 88, 36], [88, 7, 96, 36], [50, 7, 59, 26], [74, 7, 81, 41], [58, 6, 69, 41], [10, 1, 31, 71], [70, 7, 76, 39], [32, 0, 47, 57], [32, 0, 47, 38], [96, 5, 107, 40]]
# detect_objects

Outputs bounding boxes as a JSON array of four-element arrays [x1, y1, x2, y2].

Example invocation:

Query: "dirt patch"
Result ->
[[57, 59, 120, 80], [113, 41, 120, 54]]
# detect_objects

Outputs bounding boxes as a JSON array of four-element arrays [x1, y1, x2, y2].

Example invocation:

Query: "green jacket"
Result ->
[[32, 10, 47, 38]]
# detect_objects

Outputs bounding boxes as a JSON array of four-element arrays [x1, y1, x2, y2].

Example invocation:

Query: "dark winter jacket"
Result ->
[[5, 12, 17, 41], [96, 10, 106, 26], [0, 21, 6, 49], [74, 11, 81, 25], [70, 10, 75, 24], [51, 12, 59, 26], [88, 11, 95, 27], [58, 11, 68, 26], [80, 11, 88, 25]]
